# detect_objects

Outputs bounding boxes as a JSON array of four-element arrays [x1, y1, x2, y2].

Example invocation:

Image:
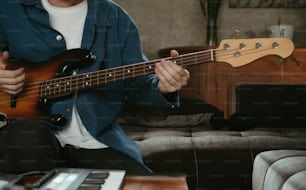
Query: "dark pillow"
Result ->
[[235, 83, 306, 128], [121, 97, 224, 128]]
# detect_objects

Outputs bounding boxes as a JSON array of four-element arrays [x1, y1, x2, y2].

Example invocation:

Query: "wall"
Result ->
[[114, 0, 306, 59], [218, 0, 306, 47], [114, 0, 206, 59]]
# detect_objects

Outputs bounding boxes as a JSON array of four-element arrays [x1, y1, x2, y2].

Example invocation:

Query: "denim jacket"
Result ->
[[0, 0, 179, 169]]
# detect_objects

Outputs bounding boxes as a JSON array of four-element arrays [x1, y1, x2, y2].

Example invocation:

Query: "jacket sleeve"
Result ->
[[117, 10, 179, 108], [0, 6, 7, 52]]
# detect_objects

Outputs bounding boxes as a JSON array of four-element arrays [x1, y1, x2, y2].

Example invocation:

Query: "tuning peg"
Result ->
[[260, 29, 272, 38], [244, 30, 256, 38], [231, 29, 240, 39]]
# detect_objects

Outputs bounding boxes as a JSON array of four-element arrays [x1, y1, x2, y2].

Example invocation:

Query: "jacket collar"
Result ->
[[18, 0, 111, 27]]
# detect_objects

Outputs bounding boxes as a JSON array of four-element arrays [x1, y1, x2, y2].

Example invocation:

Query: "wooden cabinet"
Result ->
[[160, 47, 306, 118]]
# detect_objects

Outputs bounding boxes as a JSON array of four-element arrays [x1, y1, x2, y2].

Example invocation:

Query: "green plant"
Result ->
[[199, 0, 221, 20], [199, 0, 222, 46]]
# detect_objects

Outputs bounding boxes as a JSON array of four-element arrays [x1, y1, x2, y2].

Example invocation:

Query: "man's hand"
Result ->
[[0, 51, 25, 95], [155, 50, 190, 94]]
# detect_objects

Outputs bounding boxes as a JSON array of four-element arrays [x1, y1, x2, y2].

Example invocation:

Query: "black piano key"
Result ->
[[78, 184, 101, 190], [83, 178, 105, 184], [87, 171, 109, 179]]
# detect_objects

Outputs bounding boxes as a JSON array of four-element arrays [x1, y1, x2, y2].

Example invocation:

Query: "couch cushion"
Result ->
[[121, 124, 306, 190], [234, 84, 306, 128], [122, 124, 306, 157]]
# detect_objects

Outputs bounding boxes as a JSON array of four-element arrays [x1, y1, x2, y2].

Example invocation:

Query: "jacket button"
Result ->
[[56, 35, 63, 41]]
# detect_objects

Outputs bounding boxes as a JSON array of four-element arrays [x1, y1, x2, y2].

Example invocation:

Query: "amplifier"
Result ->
[[0, 168, 126, 190]]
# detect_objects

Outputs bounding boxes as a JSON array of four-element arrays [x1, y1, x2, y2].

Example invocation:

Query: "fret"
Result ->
[[173, 57, 181, 67], [71, 76, 77, 91], [193, 53, 198, 66], [106, 68, 115, 83], [210, 49, 215, 61], [143, 63, 146, 76], [52, 81, 57, 95], [43, 81, 47, 98], [79, 74, 91, 89], [101, 69, 107, 85], [54, 80, 61, 95], [134, 63, 144, 77], [124, 65, 134, 79], [100, 69, 108, 84], [75, 76, 81, 90], [141, 63, 145, 76], [96, 71, 101, 86], [66, 76, 72, 94], [53, 81, 56, 95], [116, 67, 125, 81], [39, 81, 46, 98], [56, 79, 61, 94], [145, 63, 154, 74], [46, 80, 52, 97], [50, 81, 55, 95], [91, 72, 99, 87], [61, 78, 67, 93], [80, 75, 86, 89]]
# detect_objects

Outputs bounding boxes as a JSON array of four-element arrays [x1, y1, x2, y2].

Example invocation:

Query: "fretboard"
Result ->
[[39, 49, 215, 98]]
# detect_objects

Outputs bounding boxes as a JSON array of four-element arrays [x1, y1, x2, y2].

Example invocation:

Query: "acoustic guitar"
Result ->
[[0, 38, 295, 126]]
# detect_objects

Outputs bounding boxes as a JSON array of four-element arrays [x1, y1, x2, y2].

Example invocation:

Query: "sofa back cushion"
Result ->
[[234, 83, 306, 128]]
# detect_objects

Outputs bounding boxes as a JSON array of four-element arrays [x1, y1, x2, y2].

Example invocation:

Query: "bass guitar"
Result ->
[[0, 38, 295, 126]]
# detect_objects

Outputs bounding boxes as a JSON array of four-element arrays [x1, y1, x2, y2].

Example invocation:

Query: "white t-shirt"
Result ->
[[41, 0, 108, 149]]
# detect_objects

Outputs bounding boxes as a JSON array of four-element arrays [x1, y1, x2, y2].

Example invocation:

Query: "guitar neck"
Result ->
[[39, 49, 214, 98], [39, 37, 295, 99]]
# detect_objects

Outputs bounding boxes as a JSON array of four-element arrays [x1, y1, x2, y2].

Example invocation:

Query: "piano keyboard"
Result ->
[[0, 168, 126, 190]]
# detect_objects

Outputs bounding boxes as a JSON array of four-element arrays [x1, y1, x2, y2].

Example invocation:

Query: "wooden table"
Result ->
[[122, 176, 189, 190]]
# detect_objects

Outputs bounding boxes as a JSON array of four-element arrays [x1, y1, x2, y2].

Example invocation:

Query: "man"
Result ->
[[0, 0, 190, 174]]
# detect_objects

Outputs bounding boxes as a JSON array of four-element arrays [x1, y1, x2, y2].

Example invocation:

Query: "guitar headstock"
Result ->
[[215, 38, 295, 67]]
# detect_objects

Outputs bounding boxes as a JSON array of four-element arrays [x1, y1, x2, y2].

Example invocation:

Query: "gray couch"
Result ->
[[120, 97, 306, 190]]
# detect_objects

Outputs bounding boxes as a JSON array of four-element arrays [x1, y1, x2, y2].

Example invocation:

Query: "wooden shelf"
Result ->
[[160, 47, 306, 118]]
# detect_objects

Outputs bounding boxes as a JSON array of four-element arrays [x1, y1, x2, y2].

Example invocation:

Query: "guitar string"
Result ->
[[0, 47, 277, 104], [29, 46, 272, 91], [5, 47, 252, 90], [9, 47, 237, 89], [0, 48, 227, 101], [3, 49, 216, 93]]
